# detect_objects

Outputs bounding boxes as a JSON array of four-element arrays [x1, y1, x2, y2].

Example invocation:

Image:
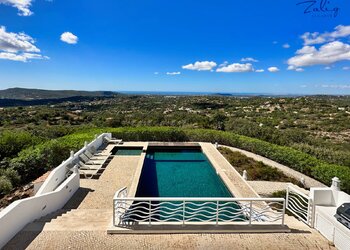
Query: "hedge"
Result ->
[[4, 126, 350, 194]]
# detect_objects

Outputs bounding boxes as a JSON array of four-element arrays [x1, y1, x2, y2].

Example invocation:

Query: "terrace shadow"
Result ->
[[63, 187, 94, 209], [135, 156, 159, 197]]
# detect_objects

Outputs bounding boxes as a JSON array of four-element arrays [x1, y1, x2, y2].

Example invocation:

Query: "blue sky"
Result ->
[[0, 0, 349, 94]]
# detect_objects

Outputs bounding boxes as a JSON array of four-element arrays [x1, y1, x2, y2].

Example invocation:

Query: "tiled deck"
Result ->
[[5, 142, 334, 249]]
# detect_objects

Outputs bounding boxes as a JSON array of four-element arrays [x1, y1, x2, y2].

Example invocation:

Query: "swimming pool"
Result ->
[[128, 146, 244, 222], [135, 146, 232, 197]]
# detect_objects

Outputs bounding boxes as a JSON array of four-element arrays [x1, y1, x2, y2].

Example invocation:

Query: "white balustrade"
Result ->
[[286, 185, 314, 227], [113, 187, 285, 227]]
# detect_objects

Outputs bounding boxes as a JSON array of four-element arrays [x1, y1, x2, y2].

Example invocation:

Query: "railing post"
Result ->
[[249, 201, 253, 225], [216, 200, 219, 226], [282, 199, 286, 226], [310, 198, 315, 228], [286, 186, 289, 210], [149, 200, 152, 227], [307, 197, 314, 227], [182, 201, 186, 227], [113, 199, 116, 226], [307, 198, 311, 226]]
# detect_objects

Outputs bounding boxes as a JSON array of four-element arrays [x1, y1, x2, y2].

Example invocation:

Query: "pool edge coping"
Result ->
[[199, 142, 260, 199]]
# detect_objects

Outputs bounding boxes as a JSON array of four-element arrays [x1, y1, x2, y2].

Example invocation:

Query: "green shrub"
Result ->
[[10, 146, 46, 184], [0, 176, 13, 195], [292, 143, 350, 167], [0, 168, 21, 187], [270, 190, 287, 199], [0, 130, 41, 161], [218, 147, 298, 183]]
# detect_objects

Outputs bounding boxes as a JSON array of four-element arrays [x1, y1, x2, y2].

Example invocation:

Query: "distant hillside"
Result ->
[[0, 88, 115, 100], [0, 96, 115, 107]]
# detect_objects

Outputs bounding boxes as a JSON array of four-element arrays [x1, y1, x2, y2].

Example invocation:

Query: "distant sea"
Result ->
[[118, 91, 305, 97]]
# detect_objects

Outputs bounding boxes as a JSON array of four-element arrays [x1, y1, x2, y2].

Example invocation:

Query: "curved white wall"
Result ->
[[0, 132, 112, 248]]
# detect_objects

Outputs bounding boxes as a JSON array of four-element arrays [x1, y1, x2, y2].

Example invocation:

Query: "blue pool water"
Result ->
[[136, 147, 232, 197], [128, 147, 245, 222], [111, 146, 143, 156]]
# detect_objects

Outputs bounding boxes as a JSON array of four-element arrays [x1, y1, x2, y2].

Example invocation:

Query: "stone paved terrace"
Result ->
[[5, 142, 334, 249]]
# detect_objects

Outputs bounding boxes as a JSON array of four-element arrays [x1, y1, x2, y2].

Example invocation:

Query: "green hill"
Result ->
[[0, 87, 115, 100]]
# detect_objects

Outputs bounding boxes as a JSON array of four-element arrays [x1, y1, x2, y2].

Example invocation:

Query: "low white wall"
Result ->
[[36, 133, 111, 195], [0, 132, 112, 248], [315, 207, 350, 250], [311, 187, 350, 207], [334, 190, 350, 207], [310, 186, 350, 250], [310, 188, 336, 206], [0, 173, 79, 248]]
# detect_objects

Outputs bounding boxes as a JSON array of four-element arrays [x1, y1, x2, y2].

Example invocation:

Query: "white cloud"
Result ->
[[0, 0, 33, 16], [216, 63, 253, 73], [0, 52, 48, 62], [287, 41, 350, 67], [296, 46, 317, 54], [166, 72, 181, 75], [60, 32, 78, 44], [301, 32, 326, 46], [0, 26, 46, 62], [330, 25, 350, 38], [319, 84, 350, 89], [182, 61, 217, 71], [282, 43, 290, 49], [301, 25, 350, 45], [287, 65, 304, 72], [255, 69, 264, 72], [343, 66, 350, 70], [268, 66, 279, 72], [154, 72, 159, 75], [324, 66, 332, 70], [219, 61, 228, 67], [241, 57, 258, 62], [0, 26, 39, 53]]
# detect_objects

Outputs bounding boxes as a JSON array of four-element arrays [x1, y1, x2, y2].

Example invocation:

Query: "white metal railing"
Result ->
[[286, 185, 314, 227], [113, 187, 286, 227]]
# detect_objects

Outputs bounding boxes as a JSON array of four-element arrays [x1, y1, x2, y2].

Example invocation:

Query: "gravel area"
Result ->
[[248, 181, 291, 196]]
